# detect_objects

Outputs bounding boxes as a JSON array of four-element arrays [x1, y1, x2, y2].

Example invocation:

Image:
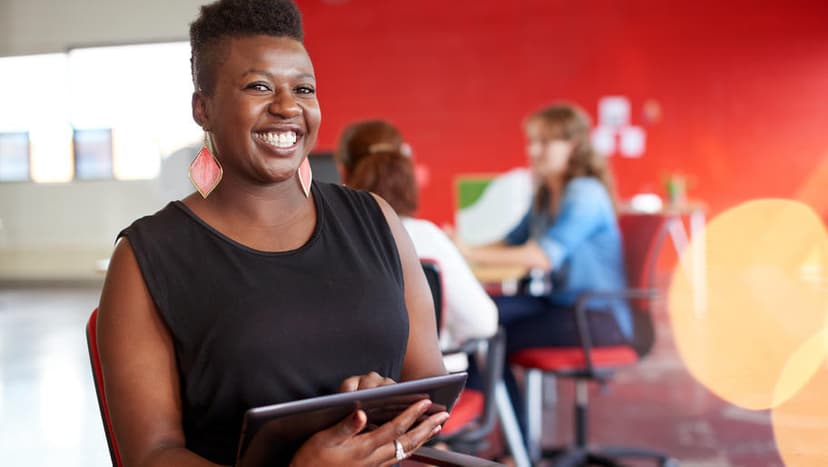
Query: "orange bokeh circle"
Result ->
[[668, 199, 828, 410], [772, 339, 828, 466]]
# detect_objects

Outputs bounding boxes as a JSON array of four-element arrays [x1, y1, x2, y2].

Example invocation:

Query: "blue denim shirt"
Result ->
[[505, 177, 632, 339]]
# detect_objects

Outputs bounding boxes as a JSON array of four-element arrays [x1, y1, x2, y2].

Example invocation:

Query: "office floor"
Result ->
[[530, 312, 785, 466], [0, 285, 785, 466]]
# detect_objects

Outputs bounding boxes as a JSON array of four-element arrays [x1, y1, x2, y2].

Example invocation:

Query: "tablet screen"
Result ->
[[236, 372, 467, 466]]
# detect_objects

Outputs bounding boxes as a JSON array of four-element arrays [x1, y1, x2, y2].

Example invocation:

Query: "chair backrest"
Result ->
[[86, 308, 123, 467], [420, 259, 503, 446], [617, 214, 669, 356], [421, 259, 444, 334], [618, 213, 669, 291]]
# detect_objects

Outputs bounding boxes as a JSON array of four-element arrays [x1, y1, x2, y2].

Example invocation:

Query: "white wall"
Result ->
[[0, 0, 207, 280], [0, 0, 205, 57], [0, 180, 168, 280]]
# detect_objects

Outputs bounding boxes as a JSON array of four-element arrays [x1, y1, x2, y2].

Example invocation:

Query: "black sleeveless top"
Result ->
[[119, 181, 409, 464]]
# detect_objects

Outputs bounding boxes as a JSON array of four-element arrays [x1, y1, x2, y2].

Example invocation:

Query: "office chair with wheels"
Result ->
[[508, 214, 678, 466], [421, 260, 531, 467], [86, 308, 500, 467]]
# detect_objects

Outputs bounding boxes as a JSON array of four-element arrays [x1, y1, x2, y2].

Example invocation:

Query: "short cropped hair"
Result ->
[[348, 151, 419, 217], [189, 0, 304, 93]]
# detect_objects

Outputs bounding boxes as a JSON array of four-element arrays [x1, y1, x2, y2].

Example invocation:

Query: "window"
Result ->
[[73, 129, 113, 180], [0, 43, 201, 183], [68, 42, 199, 180], [0, 53, 72, 183], [0, 132, 30, 182]]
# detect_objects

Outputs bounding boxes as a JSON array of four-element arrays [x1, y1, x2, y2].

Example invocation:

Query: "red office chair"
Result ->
[[421, 260, 500, 446], [421, 261, 532, 467], [86, 308, 123, 467], [86, 308, 501, 467], [508, 214, 678, 466]]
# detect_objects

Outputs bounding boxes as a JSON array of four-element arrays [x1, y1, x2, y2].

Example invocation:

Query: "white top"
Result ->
[[401, 217, 499, 354]]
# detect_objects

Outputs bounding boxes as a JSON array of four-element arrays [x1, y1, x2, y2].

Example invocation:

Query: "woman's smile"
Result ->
[[252, 125, 305, 156]]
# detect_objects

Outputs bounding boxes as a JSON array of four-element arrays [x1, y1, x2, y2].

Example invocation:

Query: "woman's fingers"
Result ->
[[374, 410, 451, 466], [339, 372, 396, 392], [295, 400, 450, 466], [312, 409, 367, 447], [290, 410, 369, 466], [361, 399, 451, 465]]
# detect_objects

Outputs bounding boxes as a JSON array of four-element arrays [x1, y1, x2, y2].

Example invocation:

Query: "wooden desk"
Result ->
[[471, 264, 528, 284], [471, 265, 553, 297]]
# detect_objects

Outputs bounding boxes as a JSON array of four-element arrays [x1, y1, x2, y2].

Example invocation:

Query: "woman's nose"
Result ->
[[268, 90, 301, 118]]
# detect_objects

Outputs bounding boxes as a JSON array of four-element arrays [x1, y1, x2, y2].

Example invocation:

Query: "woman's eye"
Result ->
[[245, 82, 271, 92]]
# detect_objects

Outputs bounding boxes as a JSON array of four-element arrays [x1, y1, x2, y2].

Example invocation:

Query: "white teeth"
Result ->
[[256, 131, 298, 148]]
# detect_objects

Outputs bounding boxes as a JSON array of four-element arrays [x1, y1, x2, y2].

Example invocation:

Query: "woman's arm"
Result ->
[[371, 194, 447, 380], [449, 210, 551, 271], [98, 239, 222, 467], [461, 240, 551, 271]]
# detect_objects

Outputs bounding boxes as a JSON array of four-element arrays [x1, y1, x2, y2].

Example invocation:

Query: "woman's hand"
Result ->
[[289, 399, 450, 467], [339, 371, 396, 392]]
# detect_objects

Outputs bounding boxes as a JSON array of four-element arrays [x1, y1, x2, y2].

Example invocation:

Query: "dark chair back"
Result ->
[[421, 259, 444, 334], [420, 259, 504, 450], [617, 213, 669, 357]]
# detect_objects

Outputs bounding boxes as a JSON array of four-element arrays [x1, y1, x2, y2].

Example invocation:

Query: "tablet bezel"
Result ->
[[236, 372, 467, 466]]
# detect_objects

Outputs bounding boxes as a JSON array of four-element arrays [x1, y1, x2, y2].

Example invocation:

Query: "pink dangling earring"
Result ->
[[189, 132, 223, 198], [297, 157, 312, 198]]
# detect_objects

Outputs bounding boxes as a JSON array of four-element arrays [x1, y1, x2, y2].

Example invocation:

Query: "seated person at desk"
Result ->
[[95, 1, 449, 466], [457, 103, 632, 430], [338, 120, 498, 371]]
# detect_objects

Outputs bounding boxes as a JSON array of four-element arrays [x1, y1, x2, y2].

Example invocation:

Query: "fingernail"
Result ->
[[419, 399, 433, 411], [432, 424, 442, 435], [438, 412, 450, 423]]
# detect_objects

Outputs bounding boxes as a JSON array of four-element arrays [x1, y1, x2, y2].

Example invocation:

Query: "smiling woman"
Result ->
[[94, 1, 449, 466], [193, 35, 321, 192]]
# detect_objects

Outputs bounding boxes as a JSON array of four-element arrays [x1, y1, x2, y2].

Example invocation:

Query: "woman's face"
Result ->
[[524, 119, 573, 179], [194, 35, 321, 185]]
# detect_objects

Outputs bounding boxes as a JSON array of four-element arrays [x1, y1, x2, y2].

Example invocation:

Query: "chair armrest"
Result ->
[[576, 287, 660, 304], [437, 329, 505, 444], [441, 338, 484, 356], [409, 446, 505, 466]]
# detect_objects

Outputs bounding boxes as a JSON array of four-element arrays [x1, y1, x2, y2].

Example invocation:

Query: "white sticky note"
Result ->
[[620, 126, 646, 158], [598, 96, 630, 128]]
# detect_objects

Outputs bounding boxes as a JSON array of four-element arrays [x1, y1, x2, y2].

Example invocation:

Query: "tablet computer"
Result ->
[[236, 372, 467, 466]]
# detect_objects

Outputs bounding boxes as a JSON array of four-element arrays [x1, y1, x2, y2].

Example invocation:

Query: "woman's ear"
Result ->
[[192, 91, 209, 128]]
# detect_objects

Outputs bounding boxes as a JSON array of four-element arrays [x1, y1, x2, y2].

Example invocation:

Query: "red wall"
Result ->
[[298, 0, 828, 225]]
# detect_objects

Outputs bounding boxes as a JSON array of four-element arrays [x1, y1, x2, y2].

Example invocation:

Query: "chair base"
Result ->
[[539, 445, 678, 467]]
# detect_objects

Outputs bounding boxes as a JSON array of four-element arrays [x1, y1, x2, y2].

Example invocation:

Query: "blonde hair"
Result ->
[[526, 103, 618, 215]]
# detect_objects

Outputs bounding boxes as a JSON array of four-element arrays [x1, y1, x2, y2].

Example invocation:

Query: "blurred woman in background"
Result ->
[[339, 120, 498, 366], [457, 102, 631, 435]]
